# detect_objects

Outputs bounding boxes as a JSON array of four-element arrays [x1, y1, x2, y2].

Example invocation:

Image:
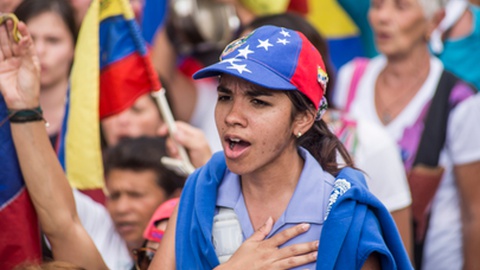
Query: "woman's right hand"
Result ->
[[0, 16, 40, 109], [215, 217, 318, 270]]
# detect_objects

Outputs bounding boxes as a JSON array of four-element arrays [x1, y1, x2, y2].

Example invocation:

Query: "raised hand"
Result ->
[[0, 15, 40, 109], [216, 217, 318, 270]]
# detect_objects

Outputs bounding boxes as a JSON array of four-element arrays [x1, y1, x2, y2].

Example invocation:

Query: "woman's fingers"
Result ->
[[0, 21, 12, 61], [266, 223, 311, 247], [15, 22, 34, 57], [275, 250, 318, 269], [275, 240, 319, 259], [247, 216, 274, 242]]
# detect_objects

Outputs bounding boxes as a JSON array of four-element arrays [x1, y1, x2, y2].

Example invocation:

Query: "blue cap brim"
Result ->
[[193, 59, 297, 91]]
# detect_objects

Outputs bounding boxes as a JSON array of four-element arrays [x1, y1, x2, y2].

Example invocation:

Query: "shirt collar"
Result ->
[[216, 148, 335, 232]]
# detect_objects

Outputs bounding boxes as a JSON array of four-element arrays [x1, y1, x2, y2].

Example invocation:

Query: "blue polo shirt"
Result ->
[[216, 148, 335, 269]]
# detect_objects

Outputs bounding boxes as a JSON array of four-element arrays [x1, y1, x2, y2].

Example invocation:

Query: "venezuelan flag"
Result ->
[[57, 0, 160, 196], [306, 0, 366, 69], [0, 95, 42, 269], [99, 0, 160, 118], [140, 0, 168, 44]]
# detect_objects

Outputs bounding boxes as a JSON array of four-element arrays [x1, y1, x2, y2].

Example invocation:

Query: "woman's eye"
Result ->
[[130, 105, 143, 113], [217, 95, 231, 102], [252, 99, 269, 106]]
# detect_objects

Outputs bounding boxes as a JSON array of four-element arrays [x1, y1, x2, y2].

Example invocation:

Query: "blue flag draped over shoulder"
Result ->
[[0, 96, 41, 269]]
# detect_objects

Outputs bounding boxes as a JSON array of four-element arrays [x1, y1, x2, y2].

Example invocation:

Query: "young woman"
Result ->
[[151, 25, 412, 270], [14, 0, 76, 145], [244, 12, 412, 258]]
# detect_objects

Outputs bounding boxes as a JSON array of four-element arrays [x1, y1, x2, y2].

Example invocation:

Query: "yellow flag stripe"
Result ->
[[307, 0, 359, 38], [100, 0, 135, 21], [67, 0, 104, 189]]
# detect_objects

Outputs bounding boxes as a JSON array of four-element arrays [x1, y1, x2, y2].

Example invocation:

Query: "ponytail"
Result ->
[[285, 91, 354, 176]]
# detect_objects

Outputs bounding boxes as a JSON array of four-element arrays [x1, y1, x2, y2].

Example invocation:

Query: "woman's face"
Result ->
[[215, 74, 301, 176], [369, 0, 428, 57], [101, 94, 163, 146], [27, 11, 75, 88]]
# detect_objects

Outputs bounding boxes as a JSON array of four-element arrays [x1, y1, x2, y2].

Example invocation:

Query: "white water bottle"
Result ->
[[212, 207, 243, 264]]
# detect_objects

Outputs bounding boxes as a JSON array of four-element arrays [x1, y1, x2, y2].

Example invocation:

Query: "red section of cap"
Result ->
[[290, 34, 325, 109]]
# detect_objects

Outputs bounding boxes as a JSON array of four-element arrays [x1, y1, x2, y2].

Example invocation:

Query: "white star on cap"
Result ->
[[221, 58, 242, 65], [276, 38, 290, 45], [257, 39, 273, 51], [279, 28, 291, 37], [236, 45, 254, 59], [227, 63, 252, 74]]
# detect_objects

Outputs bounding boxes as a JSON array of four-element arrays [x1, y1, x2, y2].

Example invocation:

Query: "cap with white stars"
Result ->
[[193, 25, 328, 110]]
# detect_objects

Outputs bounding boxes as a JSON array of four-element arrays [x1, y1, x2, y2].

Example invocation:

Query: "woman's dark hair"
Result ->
[[245, 12, 336, 93], [286, 91, 354, 176], [14, 0, 78, 44], [103, 137, 186, 196]]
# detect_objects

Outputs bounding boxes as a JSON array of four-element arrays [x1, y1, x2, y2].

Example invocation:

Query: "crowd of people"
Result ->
[[1, 0, 479, 269]]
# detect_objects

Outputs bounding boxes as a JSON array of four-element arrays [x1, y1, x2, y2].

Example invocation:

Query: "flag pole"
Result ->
[[152, 88, 195, 176]]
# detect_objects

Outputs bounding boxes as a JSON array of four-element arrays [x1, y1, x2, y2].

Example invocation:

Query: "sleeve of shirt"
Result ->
[[356, 120, 412, 212], [73, 189, 132, 270], [446, 94, 480, 165]]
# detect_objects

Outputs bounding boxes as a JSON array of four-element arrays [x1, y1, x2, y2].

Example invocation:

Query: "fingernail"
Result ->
[[315, 241, 319, 248], [301, 223, 310, 231]]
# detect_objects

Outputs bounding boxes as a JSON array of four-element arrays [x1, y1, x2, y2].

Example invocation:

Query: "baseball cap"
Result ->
[[193, 25, 328, 110], [143, 198, 179, 242]]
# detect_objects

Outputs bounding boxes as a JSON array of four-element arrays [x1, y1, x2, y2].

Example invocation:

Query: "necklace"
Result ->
[[375, 68, 428, 125]]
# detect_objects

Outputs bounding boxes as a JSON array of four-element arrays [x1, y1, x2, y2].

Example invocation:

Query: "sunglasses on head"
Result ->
[[133, 247, 156, 270]]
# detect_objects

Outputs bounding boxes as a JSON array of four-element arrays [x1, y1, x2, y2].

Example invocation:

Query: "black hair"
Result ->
[[285, 91, 354, 176], [14, 0, 78, 44], [245, 12, 336, 94], [103, 137, 186, 197]]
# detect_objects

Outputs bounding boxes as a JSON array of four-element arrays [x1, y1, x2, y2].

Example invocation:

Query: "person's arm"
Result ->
[[361, 253, 381, 270], [456, 161, 480, 270], [150, 207, 319, 270], [390, 206, 413, 260], [0, 18, 107, 270]]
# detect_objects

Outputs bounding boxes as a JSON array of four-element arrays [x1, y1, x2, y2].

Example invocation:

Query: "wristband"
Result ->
[[8, 107, 45, 123]]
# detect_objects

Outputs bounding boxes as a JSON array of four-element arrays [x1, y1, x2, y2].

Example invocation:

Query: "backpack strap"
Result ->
[[345, 58, 369, 113], [410, 70, 461, 269], [413, 70, 459, 167]]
